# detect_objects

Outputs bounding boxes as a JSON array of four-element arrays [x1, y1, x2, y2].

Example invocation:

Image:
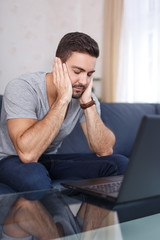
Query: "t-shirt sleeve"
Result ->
[[4, 79, 38, 120], [79, 93, 101, 123]]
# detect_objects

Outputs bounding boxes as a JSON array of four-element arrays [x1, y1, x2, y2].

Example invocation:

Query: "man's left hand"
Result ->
[[79, 78, 93, 104]]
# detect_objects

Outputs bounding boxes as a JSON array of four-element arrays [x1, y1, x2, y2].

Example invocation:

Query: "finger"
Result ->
[[57, 58, 64, 80], [55, 58, 60, 81], [87, 78, 93, 91], [63, 63, 70, 83], [53, 58, 57, 81]]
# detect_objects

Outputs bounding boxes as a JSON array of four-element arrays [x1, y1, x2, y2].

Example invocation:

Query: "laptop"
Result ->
[[61, 115, 160, 205]]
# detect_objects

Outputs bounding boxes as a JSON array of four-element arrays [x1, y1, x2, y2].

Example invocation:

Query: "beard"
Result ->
[[72, 84, 86, 99]]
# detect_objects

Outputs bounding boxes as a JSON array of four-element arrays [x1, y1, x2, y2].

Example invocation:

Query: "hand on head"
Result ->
[[52, 57, 72, 103]]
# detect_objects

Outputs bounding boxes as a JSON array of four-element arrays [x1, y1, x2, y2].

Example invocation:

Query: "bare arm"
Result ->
[[80, 106, 115, 157], [80, 79, 115, 157], [7, 100, 68, 163], [7, 58, 72, 163]]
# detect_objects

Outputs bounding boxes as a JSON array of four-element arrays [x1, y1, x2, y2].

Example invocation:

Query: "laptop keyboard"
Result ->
[[85, 181, 122, 194]]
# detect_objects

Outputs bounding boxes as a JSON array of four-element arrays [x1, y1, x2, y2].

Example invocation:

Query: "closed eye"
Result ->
[[72, 66, 95, 76], [74, 71, 81, 75], [87, 72, 93, 77]]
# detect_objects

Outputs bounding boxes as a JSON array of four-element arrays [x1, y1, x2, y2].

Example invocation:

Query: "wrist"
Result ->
[[80, 97, 95, 110], [50, 96, 70, 110], [79, 97, 92, 105], [56, 93, 71, 104]]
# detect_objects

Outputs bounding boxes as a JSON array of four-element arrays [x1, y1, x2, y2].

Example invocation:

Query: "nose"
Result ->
[[78, 73, 88, 86]]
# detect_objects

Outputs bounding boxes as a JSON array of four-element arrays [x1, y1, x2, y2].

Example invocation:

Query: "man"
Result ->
[[0, 32, 128, 198]]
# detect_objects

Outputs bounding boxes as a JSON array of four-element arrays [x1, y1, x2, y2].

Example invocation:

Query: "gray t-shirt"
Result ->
[[0, 72, 100, 160]]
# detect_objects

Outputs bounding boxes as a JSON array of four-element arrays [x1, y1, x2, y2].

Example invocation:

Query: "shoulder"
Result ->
[[6, 72, 46, 88], [5, 72, 46, 97], [3, 72, 47, 119]]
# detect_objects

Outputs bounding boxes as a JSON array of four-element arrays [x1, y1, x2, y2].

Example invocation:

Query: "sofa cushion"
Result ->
[[57, 122, 91, 154], [101, 102, 157, 157]]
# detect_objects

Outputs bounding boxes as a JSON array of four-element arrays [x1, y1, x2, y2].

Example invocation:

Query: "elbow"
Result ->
[[95, 133, 116, 157], [15, 137, 39, 163], [98, 132, 115, 157], [111, 132, 116, 148], [96, 147, 114, 157], [18, 151, 38, 163], [107, 147, 114, 156]]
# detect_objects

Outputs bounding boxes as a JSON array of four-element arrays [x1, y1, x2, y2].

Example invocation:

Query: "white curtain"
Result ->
[[116, 0, 160, 103], [101, 0, 123, 102]]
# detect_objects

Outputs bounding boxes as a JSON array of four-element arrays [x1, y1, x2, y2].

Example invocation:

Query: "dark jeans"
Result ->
[[0, 153, 128, 200]]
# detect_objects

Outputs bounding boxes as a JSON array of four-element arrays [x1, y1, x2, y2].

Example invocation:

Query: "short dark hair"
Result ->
[[56, 32, 99, 62]]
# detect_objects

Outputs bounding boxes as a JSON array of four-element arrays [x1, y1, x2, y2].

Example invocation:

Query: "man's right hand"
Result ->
[[52, 57, 72, 104]]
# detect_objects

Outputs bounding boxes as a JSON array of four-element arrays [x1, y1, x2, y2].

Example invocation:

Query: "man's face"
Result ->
[[65, 52, 97, 99]]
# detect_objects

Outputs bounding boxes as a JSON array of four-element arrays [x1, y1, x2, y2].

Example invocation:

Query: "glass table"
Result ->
[[0, 187, 160, 240]]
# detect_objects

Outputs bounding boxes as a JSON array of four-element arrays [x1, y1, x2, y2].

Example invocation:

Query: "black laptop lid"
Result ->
[[117, 115, 160, 203]]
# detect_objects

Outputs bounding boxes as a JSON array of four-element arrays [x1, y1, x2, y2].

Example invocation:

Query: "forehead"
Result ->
[[66, 52, 97, 71]]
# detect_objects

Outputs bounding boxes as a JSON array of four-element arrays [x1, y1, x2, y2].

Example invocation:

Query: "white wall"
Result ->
[[0, 0, 104, 97]]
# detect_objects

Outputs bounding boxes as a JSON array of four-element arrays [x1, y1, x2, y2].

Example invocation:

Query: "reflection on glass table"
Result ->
[[0, 188, 160, 240], [0, 188, 113, 240]]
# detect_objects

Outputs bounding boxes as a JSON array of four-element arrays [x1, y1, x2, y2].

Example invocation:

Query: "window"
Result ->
[[116, 0, 160, 103]]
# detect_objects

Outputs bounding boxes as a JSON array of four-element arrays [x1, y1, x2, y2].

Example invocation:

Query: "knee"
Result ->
[[113, 154, 129, 175], [20, 163, 52, 191], [19, 163, 52, 200], [102, 154, 129, 175]]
